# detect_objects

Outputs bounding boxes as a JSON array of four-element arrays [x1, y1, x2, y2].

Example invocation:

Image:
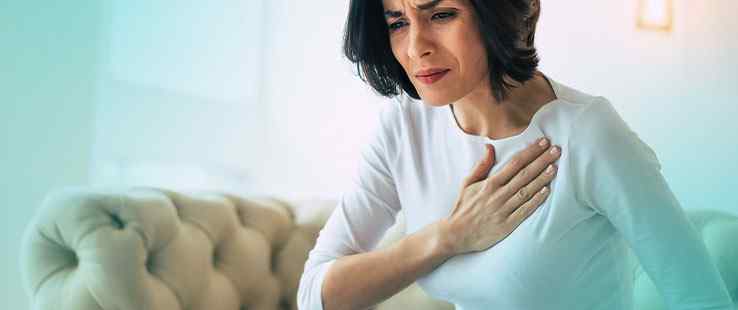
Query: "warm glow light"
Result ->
[[637, 0, 673, 31]]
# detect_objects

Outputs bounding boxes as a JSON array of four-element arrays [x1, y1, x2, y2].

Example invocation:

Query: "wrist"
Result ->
[[428, 219, 457, 260], [395, 219, 457, 275]]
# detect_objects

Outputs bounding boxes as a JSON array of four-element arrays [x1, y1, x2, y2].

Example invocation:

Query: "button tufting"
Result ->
[[109, 212, 125, 230], [279, 298, 290, 309], [212, 249, 220, 266], [71, 250, 79, 267], [145, 253, 154, 273]]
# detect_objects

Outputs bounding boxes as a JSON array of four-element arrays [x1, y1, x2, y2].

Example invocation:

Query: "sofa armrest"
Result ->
[[20, 187, 303, 310], [633, 209, 738, 309]]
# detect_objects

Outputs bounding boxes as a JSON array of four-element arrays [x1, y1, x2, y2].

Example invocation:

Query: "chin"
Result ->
[[416, 90, 457, 107]]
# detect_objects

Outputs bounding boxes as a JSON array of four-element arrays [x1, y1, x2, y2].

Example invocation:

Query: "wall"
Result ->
[[253, 0, 388, 199], [1, 1, 102, 308], [536, 0, 738, 211], [90, 0, 268, 194], [256, 0, 738, 213]]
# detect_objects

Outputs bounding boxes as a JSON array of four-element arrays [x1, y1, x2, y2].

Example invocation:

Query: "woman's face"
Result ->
[[382, 0, 489, 106]]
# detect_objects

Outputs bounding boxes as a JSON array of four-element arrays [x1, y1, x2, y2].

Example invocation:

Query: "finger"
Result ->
[[461, 144, 496, 188], [490, 137, 550, 187], [499, 164, 556, 216], [499, 145, 560, 202], [507, 185, 549, 223]]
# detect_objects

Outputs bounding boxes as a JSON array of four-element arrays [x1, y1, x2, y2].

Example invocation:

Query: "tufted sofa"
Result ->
[[20, 187, 738, 310], [19, 187, 452, 310]]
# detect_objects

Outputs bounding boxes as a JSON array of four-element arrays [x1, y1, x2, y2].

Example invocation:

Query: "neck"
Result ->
[[450, 71, 557, 140]]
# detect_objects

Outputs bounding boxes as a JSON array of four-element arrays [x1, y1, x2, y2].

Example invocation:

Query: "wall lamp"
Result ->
[[637, 0, 674, 32]]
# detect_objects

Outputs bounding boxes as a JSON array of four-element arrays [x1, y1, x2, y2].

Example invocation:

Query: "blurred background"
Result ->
[[2, 0, 736, 308]]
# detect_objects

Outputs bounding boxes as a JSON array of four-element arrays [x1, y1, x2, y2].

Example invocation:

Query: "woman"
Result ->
[[298, 0, 733, 309]]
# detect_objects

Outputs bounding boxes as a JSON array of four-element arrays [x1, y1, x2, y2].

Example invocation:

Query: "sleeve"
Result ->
[[567, 97, 733, 310], [296, 99, 404, 310]]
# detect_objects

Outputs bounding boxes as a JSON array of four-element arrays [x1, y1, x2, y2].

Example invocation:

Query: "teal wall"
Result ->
[[1, 1, 101, 308]]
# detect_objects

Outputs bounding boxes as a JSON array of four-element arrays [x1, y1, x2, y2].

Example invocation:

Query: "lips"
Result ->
[[415, 68, 450, 85], [415, 68, 450, 77]]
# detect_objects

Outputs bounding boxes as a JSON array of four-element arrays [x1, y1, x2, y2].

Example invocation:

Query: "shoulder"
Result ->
[[375, 94, 411, 139], [570, 96, 639, 152], [547, 78, 638, 150], [574, 97, 625, 136], [566, 95, 661, 171], [368, 94, 412, 163], [377, 93, 415, 126], [377, 93, 433, 140], [548, 77, 661, 172], [384, 92, 428, 124]]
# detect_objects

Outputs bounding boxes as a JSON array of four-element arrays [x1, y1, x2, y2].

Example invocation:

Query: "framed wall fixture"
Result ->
[[637, 0, 674, 31]]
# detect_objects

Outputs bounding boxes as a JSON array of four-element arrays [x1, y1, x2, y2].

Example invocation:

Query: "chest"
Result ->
[[391, 125, 607, 304]]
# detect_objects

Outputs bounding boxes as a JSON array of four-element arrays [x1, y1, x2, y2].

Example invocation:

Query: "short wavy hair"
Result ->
[[343, 0, 541, 103]]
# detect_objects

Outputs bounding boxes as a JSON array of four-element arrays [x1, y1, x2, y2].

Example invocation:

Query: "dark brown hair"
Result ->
[[343, 0, 541, 103]]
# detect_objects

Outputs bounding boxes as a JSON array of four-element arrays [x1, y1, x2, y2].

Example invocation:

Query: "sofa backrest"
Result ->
[[20, 187, 450, 310]]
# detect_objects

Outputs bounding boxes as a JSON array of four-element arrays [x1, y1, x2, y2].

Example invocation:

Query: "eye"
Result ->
[[388, 20, 408, 32], [431, 11, 457, 20]]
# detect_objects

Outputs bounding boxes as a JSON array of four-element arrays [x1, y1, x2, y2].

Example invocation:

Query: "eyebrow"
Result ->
[[384, 0, 443, 19]]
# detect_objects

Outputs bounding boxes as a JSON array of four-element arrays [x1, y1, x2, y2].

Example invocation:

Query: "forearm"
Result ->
[[321, 220, 454, 310]]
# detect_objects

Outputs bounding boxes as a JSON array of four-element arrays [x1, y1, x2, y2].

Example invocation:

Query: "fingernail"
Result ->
[[549, 146, 559, 155], [546, 164, 555, 174], [539, 137, 549, 147]]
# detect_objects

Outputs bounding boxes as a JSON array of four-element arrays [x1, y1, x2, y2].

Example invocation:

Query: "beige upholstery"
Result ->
[[20, 187, 453, 310]]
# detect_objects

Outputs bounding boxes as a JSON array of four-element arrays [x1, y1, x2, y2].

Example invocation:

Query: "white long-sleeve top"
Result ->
[[296, 76, 733, 310]]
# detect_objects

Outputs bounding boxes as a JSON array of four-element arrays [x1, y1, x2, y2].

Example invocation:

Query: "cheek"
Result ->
[[445, 20, 487, 73], [458, 36, 488, 76], [471, 46, 487, 72], [390, 39, 409, 70]]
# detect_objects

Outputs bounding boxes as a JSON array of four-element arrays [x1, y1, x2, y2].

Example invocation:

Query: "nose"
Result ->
[[407, 24, 434, 60]]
